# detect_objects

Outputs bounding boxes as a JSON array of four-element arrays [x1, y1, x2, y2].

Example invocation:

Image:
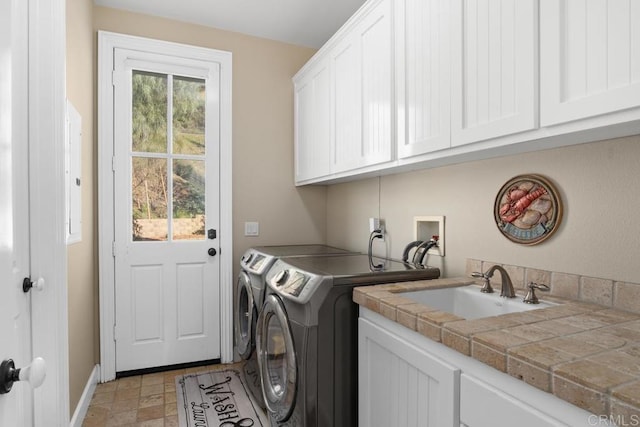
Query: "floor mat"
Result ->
[[176, 368, 268, 427]]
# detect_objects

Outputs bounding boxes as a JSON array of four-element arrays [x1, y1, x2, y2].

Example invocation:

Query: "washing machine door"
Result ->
[[235, 271, 255, 360], [256, 294, 297, 422]]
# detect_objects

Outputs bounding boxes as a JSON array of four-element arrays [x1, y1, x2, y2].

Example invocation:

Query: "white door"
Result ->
[[0, 0, 33, 424], [113, 48, 221, 372]]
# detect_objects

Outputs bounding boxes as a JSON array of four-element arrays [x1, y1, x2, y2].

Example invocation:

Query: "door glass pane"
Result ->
[[132, 71, 167, 153], [266, 314, 286, 399], [172, 159, 205, 240], [132, 157, 168, 241], [173, 76, 206, 155]]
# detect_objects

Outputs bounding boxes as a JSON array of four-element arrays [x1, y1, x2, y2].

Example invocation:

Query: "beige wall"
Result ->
[[66, 0, 97, 414], [327, 135, 640, 285], [94, 6, 327, 275]]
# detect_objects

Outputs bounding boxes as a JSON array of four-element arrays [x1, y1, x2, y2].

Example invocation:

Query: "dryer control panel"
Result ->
[[267, 262, 322, 304]]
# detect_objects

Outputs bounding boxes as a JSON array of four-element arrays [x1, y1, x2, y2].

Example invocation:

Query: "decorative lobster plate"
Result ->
[[494, 174, 562, 245]]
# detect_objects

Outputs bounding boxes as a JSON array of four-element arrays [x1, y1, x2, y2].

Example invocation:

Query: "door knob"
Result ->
[[0, 357, 47, 394], [208, 248, 217, 256], [23, 277, 45, 293]]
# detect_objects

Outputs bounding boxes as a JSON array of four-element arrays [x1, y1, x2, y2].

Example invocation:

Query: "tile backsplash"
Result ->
[[466, 259, 640, 315]]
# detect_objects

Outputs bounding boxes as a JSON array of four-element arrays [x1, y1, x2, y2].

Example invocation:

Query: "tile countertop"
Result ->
[[353, 277, 640, 420]]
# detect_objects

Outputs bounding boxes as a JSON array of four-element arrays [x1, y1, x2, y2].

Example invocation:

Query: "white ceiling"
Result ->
[[94, 0, 368, 48]]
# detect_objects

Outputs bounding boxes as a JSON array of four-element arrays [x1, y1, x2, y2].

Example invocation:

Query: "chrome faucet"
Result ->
[[471, 265, 516, 298]]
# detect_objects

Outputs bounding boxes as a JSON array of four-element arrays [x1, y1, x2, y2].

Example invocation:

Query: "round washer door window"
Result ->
[[234, 271, 255, 359], [256, 294, 296, 422]]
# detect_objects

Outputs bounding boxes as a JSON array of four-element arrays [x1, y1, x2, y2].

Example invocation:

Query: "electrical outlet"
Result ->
[[369, 217, 385, 241]]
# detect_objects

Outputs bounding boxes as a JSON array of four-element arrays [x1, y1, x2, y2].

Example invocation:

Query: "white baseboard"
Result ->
[[69, 364, 100, 427]]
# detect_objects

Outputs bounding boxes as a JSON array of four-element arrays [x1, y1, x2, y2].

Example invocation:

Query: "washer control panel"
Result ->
[[241, 250, 273, 275], [267, 261, 320, 303]]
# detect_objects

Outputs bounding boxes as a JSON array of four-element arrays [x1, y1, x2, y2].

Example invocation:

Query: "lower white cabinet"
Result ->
[[358, 316, 460, 426], [460, 374, 567, 427], [358, 308, 612, 427]]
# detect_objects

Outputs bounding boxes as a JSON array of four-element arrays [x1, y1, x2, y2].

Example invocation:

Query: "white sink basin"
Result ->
[[400, 286, 556, 320]]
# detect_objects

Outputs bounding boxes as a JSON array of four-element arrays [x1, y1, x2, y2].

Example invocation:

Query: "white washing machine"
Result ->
[[256, 254, 440, 426], [235, 245, 359, 408]]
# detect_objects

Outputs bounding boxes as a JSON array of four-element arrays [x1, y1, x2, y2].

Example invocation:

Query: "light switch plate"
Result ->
[[244, 221, 259, 236]]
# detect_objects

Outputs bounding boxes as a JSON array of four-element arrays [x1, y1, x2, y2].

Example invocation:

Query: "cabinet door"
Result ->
[[360, 0, 393, 166], [451, 0, 537, 146], [460, 374, 568, 427], [396, 0, 451, 158], [540, 0, 640, 126], [294, 60, 331, 183], [358, 317, 460, 427], [331, 33, 362, 173], [332, 0, 393, 173]]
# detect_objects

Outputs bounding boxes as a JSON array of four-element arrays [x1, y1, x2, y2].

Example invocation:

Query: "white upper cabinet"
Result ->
[[294, 59, 331, 182], [331, 0, 393, 173], [396, 0, 451, 158], [360, 0, 393, 167], [451, 0, 538, 146], [540, 0, 640, 126], [293, 0, 640, 185], [331, 34, 362, 173]]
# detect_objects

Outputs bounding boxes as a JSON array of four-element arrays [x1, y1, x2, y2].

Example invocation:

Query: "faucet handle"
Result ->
[[523, 282, 549, 304], [471, 271, 493, 293]]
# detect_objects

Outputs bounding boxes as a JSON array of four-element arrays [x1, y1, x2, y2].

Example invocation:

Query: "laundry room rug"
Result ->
[[176, 369, 267, 427]]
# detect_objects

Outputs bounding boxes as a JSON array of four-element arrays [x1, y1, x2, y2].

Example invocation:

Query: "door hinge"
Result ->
[[112, 241, 116, 257], [113, 324, 117, 342], [111, 70, 117, 86], [111, 156, 116, 172]]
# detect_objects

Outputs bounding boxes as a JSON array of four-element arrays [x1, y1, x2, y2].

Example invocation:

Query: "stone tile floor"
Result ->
[[82, 362, 244, 427]]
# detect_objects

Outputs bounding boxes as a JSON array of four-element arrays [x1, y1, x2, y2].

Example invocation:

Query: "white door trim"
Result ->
[[98, 31, 234, 381], [29, 0, 70, 424]]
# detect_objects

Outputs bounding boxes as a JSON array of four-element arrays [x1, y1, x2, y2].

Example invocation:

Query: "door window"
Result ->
[[131, 70, 207, 242]]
